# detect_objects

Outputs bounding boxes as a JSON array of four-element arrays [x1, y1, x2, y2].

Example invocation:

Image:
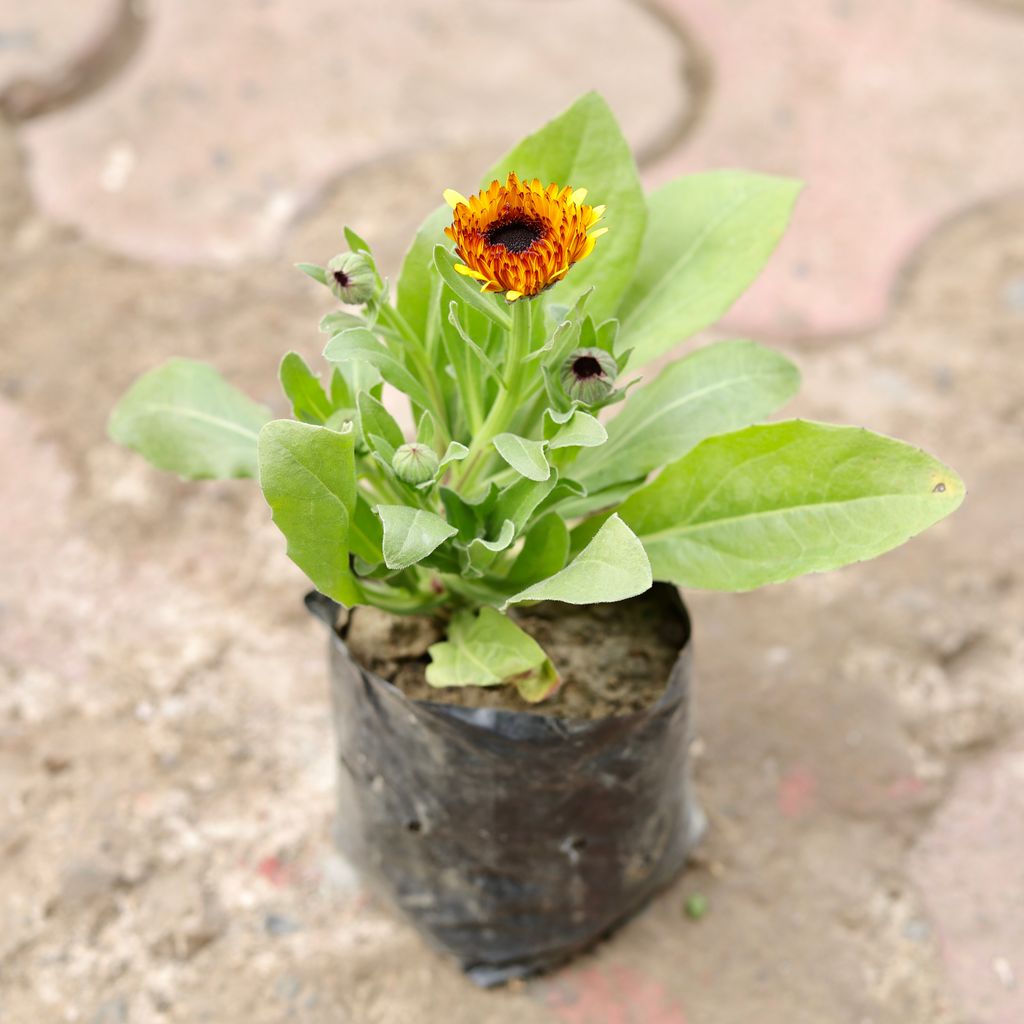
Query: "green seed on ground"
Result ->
[[684, 893, 709, 920]]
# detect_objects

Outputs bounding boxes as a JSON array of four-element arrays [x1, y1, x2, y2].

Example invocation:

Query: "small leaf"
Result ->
[[465, 518, 517, 572], [505, 514, 652, 607], [619, 172, 802, 368], [279, 352, 333, 425], [433, 245, 512, 329], [438, 441, 469, 469], [325, 327, 433, 412], [109, 358, 270, 479], [357, 390, 404, 451], [416, 410, 436, 446], [545, 409, 608, 450], [257, 420, 360, 605], [426, 607, 557, 704], [618, 420, 965, 591], [489, 474, 559, 535], [296, 262, 327, 286], [377, 506, 458, 571], [344, 226, 372, 254], [575, 338, 800, 491], [506, 513, 570, 586], [494, 433, 551, 481]]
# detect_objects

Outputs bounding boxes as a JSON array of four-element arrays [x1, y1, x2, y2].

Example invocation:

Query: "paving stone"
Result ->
[[648, 0, 1024, 336], [0, 0, 126, 116], [910, 745, 1024, 1024], [21, 0, 690, 264]]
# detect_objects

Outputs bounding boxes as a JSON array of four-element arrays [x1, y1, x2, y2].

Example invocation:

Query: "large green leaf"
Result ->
[[108, 358, 270, 479], [618, 420, 965, 591], [506, 514, 651, 607], [575, 339, 799, 492], [377, 506, 458, 571], [323, 327, 432, 411], [426, 607, 558, 702], [619, 172, 802, 368], [484, 92, 645, 320], [257, 420, 360, 605]]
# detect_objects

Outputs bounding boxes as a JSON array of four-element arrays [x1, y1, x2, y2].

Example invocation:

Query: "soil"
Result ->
[[343, 589, 689, 719]]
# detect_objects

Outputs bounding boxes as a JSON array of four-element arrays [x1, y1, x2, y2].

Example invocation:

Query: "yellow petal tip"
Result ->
[[443, 189, 468, 209]]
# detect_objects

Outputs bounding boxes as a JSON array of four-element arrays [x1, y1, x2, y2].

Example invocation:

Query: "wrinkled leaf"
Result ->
[[426, 607, 558, 702]]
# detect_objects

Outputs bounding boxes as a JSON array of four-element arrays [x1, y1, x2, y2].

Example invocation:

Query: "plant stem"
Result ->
[[455, 298, 533, 492], [377, 303, 451, 448]]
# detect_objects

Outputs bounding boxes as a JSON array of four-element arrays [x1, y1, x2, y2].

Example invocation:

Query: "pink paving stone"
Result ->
[[20, 0, 687, 264], [541, 965, 688, 1024], [0, 0, 121, 100], [909, 745, 1024, 1024], [648, 0, 1024, 336]]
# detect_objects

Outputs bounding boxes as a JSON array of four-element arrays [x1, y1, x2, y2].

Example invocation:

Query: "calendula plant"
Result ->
[[109, 94, 963, 703]]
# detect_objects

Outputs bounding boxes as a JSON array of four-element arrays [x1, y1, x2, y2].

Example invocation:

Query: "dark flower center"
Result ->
[[572, 355, 605, 380], [486, 218, 544, 254], [332, 269, 350, 287]]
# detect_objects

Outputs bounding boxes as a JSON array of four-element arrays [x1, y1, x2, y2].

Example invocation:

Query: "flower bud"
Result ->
[[392, 443, 439, 485], [326, 252, 377, 305], [560, 347, 617, 405]]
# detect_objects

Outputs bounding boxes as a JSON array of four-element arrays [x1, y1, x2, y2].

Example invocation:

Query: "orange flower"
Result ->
[[443, 173, 607, 302]]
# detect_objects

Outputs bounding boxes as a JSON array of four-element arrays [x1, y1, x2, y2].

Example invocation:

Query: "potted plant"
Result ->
[[108, 93, 963, 985]]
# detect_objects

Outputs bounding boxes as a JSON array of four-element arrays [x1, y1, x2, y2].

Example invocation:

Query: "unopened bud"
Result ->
[[326, 252, 377, 305], [392, 443, 439, 485], [560, 347, 617, 405]]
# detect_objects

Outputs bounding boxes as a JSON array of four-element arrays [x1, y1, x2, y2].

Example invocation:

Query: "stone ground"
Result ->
[[1, 1, 1022, 1021]]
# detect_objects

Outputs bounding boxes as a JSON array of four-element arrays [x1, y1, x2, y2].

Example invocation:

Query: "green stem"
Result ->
[[455, 298, 533, 492], [377, 303, 452, 448]]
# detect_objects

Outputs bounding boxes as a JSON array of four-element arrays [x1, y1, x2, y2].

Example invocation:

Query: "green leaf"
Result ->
[[506, 512, 569, 586], [438, 441, 470, 469], [324, 327, 432, 411], [396, 204, 449, 342], [426, 607, 557, 702], [489, 474, 558, 535], [279, 352, 333, 425], [619, 172, 802, 367], [506, 514, 651, 607], [433, 245, 511, 330], [109, 358, 270, 479], [484, 92, 645, 321], [357, 390, 404, 451], [344, 226, 372, 254], [465, 518, 516, 573], [416, 410, 436, 446], [377, 506, 458, 571], [575, 339, 800, 491], [545, 409, 608, 450], [494, 433, 551, 481], [257, 420, 360, 605], [618, 420, 965, 591], [296, 262, 327, 286], [351, 495, 384, 565]]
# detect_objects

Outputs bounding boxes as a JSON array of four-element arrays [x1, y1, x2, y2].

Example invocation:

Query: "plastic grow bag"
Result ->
[[306, 584, 703, 986]]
